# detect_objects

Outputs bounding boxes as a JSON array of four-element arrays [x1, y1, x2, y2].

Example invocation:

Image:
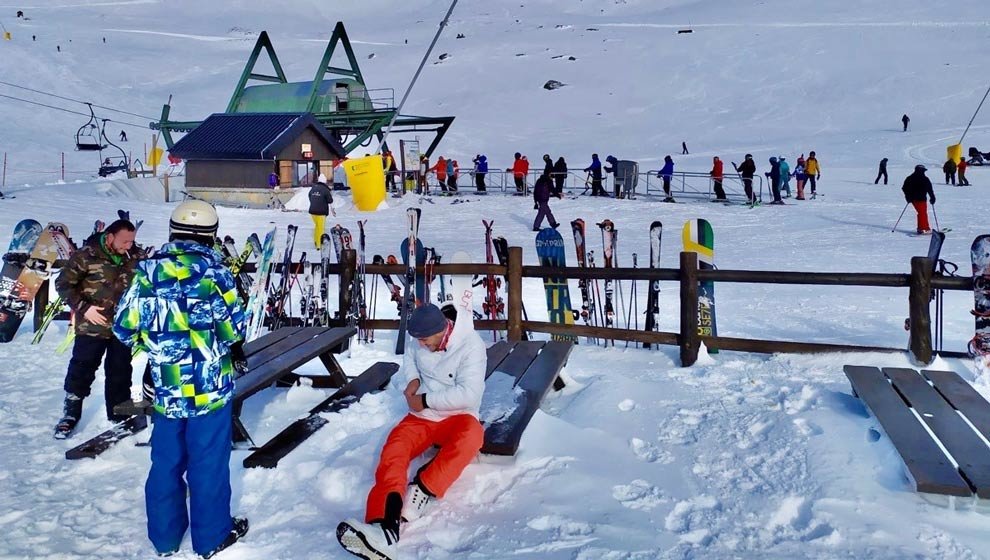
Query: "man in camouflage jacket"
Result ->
[[53, 219, 139, 437]]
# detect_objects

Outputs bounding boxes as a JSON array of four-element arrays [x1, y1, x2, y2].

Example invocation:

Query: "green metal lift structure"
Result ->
[[151, 22, 454, 157]]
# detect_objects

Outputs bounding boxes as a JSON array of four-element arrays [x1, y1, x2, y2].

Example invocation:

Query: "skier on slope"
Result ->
[[308, 174, 334, 249], [901, 164, 936, 234], [875, 158, 888, 185], [794, 156, 808, 200], [902, 114, 910, 131], [532, 173, 560, 231], [418, 155, 429, 194], [765, 157, 783, 204], [472, 154, 488, 192], [943, 157, 957, 185], [53, 219, 141, 438], [552, 156, 568, 198], [583, 153, 605, 196], [732, 154, 757, 204], [337, 303, 486, 560], [113, 201, 249, 558], [710, 156, 727, 201], [779, 156, 792, 198], [433, 156, 448, 193], [446, 158, 459, 192], [508, 152, 529, 194], [958, 156, 970, 186], [657, 155, 675, 202], [805, 151, 821, 196]]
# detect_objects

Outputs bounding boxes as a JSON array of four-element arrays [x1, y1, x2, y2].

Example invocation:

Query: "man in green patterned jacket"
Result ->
[[113, 200, 249, 559], [53, 219, 139, 438]]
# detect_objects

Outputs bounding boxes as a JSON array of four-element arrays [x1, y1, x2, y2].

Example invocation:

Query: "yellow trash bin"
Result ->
[[343, 155, 386, 212], [947, 143, 963, 163]]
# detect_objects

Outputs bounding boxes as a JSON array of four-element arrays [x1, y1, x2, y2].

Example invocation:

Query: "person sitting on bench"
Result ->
[[337, 303, 486, 560]]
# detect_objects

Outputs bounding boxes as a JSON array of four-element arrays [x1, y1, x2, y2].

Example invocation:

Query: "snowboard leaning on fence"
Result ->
[[0, 219, 44, 341], [0, 222, 61, 343], [682, 219, 717, 353], [972, 235, 990, 376], [535, 227, 576, 342]]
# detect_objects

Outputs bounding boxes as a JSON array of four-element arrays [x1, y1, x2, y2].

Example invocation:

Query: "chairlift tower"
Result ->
[[152, 22, 454, 157]]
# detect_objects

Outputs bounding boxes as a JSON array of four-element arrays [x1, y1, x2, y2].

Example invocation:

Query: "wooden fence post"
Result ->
[[909, 256, 933, 364], [339, 249, 357, 329], [507, 246, 524, 342], [680, 251, 700, 366]]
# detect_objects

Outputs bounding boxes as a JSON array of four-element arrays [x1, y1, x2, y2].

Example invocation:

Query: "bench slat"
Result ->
[[884, 367, 990, 498], [242, 361, 399, 469], [245, 326, 330, 371], [922, 369, 990, 443], [482, 341, 573, 456], [236, 327, 354, 403], [843, 365, 971, 497], [485, 340, 515, 378], [243, 326, 297, 356], [490, 341, 545, 382]]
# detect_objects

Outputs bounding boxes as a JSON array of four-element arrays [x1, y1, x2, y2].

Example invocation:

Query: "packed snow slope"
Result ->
[[1, 1, 990, 559]]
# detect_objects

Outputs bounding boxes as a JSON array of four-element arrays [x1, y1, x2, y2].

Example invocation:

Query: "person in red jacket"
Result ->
[[710, 156, 726, 201], [432, 156, 448, 193], [958, 157, 970, 186], [507, 152, 529, 194]]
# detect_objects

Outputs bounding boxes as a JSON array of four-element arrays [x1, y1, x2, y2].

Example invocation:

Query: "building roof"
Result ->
[[169, 113, 346, 160]]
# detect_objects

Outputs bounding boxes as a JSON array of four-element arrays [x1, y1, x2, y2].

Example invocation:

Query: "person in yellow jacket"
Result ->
[[805, 151, 821, 196]]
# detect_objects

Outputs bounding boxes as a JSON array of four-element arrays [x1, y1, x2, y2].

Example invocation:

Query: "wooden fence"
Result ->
[[39, 248, 973, 366]]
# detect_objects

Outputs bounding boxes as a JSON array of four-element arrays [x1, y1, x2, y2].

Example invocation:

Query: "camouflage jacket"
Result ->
[[55, 233, 140, 338]]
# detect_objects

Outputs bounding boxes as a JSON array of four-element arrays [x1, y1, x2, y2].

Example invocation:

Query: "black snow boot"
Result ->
[[53, 393, 83, 439], [200, 517, 249, 559]]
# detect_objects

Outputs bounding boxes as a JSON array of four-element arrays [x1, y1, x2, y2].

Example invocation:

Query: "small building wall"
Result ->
[[186, 160, 272, 189], [275, 127, 342, 162]]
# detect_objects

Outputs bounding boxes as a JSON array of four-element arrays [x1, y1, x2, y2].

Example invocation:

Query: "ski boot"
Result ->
[[53, 393, 83, 439], [337, 492, 402, 560], [200, 517, 248, 559], [401, 479, 434, 522]]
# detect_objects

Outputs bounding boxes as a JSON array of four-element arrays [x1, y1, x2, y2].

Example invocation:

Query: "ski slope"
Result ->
[[1, 1, 990, 559]]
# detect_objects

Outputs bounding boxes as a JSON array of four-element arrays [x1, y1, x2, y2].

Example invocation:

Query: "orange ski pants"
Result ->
[[912, 201, 930, 232], [365, 413, 483, 522]]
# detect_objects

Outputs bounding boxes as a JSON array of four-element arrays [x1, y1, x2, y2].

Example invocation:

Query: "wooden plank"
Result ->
[[483, 341, 573, 456], [243, 326, 297, 356], [242, 361, 399, 469], [923, 369, 990, 442], [489, 341, 544, 381], [884, 367, 990, 498], [485, 340, 515, 378], [843, 365, 971, 497], [245, 327, 328, 371]]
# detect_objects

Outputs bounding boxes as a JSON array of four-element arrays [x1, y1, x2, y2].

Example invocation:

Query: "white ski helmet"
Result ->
[[169, 200, 218, 238]]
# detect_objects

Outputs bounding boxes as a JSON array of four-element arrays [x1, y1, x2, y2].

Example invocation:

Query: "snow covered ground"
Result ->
[[2, 1, 990, 559]]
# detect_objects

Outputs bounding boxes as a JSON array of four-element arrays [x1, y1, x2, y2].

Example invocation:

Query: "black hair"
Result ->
[[105, 219, 136, 235]]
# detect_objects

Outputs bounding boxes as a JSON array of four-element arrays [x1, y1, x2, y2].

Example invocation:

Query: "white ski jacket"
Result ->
[[404, 309, 486, 422]]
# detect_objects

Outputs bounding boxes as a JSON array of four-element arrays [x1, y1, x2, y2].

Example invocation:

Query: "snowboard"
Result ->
[[682, 219, 718, 353], [63, 414, 149, 459], [971, 235, 990, 376], [535, 228, 576, 342], [0, 223, 61, 343], [0, 219, 43, 303], [442, 251, 476, 322]]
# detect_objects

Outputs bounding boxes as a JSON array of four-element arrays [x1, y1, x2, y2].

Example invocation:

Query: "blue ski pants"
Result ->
[[146, 403, 233, 556]]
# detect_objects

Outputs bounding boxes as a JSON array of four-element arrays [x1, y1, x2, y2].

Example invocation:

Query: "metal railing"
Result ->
[[640, 171, 764, 203], [314, 87, 396, 113]]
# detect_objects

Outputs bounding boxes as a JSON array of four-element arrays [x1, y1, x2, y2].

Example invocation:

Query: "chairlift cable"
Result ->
[[0, 78, 157, 121], [0, 92, 147, 128]]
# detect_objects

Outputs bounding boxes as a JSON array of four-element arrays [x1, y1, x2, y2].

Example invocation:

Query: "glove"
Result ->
[[230, 340, 249, 374], [930, 196, 936, 205]]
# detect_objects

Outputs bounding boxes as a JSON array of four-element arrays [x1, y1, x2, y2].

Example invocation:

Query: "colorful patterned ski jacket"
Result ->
[[113, 241, 246, 418]]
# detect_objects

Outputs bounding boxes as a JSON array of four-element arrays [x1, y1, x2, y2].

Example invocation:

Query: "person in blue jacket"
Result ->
[[658, 155, 675, 202], [765, 157, 783, 204], [472, 154, 488, 193], [778, 157, 791, 198], [583, 154, 606, 196]]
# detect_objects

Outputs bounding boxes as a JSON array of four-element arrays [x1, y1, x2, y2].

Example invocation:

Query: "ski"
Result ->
[[245, 228, 278, 341], [396, 208, 421, 355], [570, 219, 592, 326], [492, 236, 529, 340], [63, 415, 149, 460], [683, 219, 718, 353], [597, 220, 616, 344], [482, 220, 504, 339], [644, 221, 662, 348]]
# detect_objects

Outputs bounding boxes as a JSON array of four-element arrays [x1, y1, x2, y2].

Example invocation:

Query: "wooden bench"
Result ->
[[480, 340, 573, 456], [67, 326, 356, 459], [844, 365, 990, 498]]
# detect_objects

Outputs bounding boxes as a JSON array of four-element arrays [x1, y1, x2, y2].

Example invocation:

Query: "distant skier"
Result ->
[[875, 158, 888, 185], [902, 114, 910, 132], [432, 156, 448, 193], [542, 154, 554, 179], [472, 154, 488, 192], [418, 155, 429, 194], [732, 154, 757, 204], [532, 174, 560, 231], [552, 156, 567, 198], [779, 156, 791, 198], [336, 303, 486, 560], [308, 173, 334, 248], [446, 158, 458, 192], [509, 152, 529, 194], [958, 156, 970, 186], [268, 170, 279, 189], [805, 151, 821, 196], [902, 164, 936, 234], [942, 157, 957, 185], [710, 156, 726, 201], [583, 153, 605, 196], [682, 141, 689, 155], [657, 155, 675, 202], [765, 157, 783, 204], [119, 130, 127, 142], [794, 156, 807, 200], [383, 151, 397, 192]]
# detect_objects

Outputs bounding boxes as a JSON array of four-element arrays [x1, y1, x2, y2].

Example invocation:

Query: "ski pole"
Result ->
[[931, 203, 941, 232], [891, 201, 910, 232]]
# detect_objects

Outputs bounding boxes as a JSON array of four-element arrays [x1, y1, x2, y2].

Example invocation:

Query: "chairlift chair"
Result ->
[[75, 103, 107, 151]]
